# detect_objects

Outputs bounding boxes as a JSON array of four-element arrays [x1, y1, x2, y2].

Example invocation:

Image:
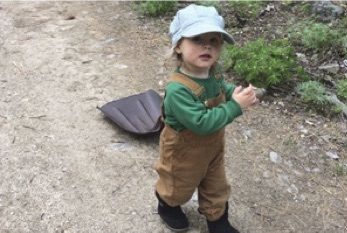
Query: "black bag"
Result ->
[[98, 89, 163, 135]]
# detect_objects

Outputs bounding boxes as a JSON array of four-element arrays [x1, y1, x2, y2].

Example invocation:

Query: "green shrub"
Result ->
[[337, 80, 347, 100], [339, 35, 347, 55], [335, 162, 347, 176], [303, 23, 339, 50], [138, 1, 177, 17], [297, 81, 347, 116], [196, 0, 221, 10], [288, 21, 344, 54], [297, 2, 312, 14], [228, 0, 264, 18], [296, 81, 329, 105], [222, 38, 306, 88], [296, 81, 345, 115], [335, 18, 347, 55]]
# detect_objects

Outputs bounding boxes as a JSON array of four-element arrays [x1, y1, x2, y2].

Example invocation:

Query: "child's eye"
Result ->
[[210, 38, 219, 43], [211, 36, 222, 44], [191, 36, 203, 44], [189, 35, 222, 46]]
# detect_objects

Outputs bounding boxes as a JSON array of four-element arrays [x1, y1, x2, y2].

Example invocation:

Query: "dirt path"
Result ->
[[0, 2, 346, 233]]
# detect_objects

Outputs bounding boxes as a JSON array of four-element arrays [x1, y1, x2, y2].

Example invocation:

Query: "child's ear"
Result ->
[[175, 46, 182, 54]]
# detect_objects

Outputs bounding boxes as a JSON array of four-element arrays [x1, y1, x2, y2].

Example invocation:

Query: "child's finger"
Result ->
[[241, 85, 254, 95], [234, 86, 243, 94]]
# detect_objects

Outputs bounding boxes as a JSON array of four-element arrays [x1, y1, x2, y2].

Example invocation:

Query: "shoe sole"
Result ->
[[160, 218, 189, 232]]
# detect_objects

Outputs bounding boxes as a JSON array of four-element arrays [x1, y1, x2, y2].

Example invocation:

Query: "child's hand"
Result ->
[[232, 84, 259, 109]]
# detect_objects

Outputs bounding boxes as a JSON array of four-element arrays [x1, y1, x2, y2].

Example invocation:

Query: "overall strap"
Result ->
[[168, 72, 205, 97], [162, 73, 204, 121]]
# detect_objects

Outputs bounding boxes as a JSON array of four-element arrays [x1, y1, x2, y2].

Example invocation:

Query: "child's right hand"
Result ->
[[232, 84, 258, 109]]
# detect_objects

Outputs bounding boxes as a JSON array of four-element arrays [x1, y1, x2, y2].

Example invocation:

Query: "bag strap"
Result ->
[[168, 72, 205, 97]]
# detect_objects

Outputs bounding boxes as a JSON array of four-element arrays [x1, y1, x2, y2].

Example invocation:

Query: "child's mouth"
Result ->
[[199, 54, 211, 59]]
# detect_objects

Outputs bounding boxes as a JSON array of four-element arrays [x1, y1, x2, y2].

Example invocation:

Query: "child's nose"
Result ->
[[201, 40, 212, 47]]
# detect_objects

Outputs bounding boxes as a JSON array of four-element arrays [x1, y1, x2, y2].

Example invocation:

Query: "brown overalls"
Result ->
[[155, 73, 230, 221]]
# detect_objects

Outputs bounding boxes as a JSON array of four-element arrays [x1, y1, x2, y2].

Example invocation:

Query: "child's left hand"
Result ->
[[232, 84, 259, 108]]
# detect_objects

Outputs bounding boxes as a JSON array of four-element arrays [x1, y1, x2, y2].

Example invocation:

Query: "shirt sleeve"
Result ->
[[164, 84, 242, 135], [222, 82, 236, 101], [213, 64, 236, 101]]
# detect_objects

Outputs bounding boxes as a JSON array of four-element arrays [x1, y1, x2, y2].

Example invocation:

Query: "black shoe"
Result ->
[[156, 191, 189, 232], [206, 203, 240, 233]]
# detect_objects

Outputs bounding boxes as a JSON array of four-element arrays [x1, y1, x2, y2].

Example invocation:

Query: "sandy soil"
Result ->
[[0, 2, 346, 233]]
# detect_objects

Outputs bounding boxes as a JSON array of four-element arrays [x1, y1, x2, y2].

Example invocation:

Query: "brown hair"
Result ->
[[166, 39, 183, 67]]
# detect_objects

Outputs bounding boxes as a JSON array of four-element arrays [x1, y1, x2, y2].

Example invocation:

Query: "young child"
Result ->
[[154, 4, 258, 233]]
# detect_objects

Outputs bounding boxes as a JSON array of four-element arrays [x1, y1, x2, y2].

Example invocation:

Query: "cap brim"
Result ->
[[181, 23, 235, 44]]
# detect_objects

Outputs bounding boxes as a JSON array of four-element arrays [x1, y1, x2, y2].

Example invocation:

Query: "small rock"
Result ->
[[266, 4, 275, 11], [296, 52, 309, 63], [242, 129, 253, 140], [326, 151, 339, 160], [111, 142, 131, 152], [312, 1, 344, 22], [304, 119, 315, 125], [287, 184, 299, 195], [278, 174, 290, 186], [312, 168, 321, 173], [270, 151, 281, 163], [318, 63, 340, 74], [115, 64, 128, 69], [300, 128, 308, 134]]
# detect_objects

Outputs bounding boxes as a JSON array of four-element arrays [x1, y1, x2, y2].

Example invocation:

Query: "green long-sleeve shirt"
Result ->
[[163, 71, 242, 135]]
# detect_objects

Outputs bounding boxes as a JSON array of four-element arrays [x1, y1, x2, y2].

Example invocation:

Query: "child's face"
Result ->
[[175, 32, 223, 75]]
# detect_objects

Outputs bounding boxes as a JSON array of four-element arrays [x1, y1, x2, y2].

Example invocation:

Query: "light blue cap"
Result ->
[[169, 4, 235, 46]]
